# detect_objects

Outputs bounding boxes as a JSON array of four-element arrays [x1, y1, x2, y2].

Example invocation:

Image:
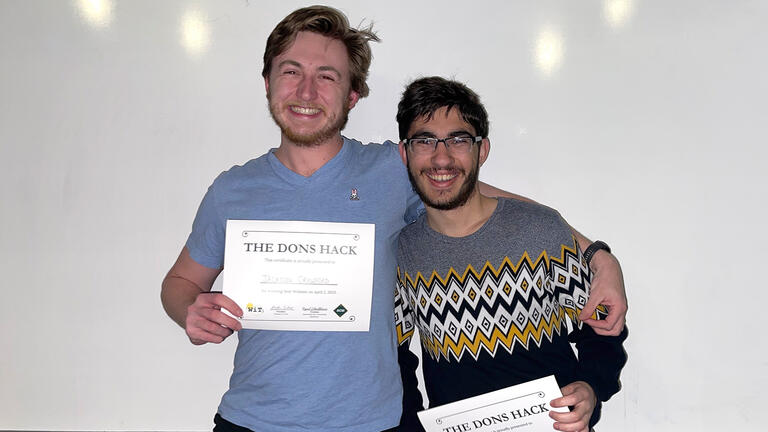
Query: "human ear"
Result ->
[[478, 138, 491, 166], [398, 140, 408, 166]]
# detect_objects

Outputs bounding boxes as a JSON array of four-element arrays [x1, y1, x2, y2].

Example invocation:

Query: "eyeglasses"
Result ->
[[402, 136, 482, 155]]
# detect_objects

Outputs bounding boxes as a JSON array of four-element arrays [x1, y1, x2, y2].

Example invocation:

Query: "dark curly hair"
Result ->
[[396, 76, 489, 139]]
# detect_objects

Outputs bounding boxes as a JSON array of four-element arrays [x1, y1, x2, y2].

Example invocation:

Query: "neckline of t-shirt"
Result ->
[[266, 137, 351, 186], [419, 197, 507, 243]]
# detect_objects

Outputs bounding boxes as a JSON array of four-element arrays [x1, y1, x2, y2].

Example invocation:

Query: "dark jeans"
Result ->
[[214, 413, 399, 432]]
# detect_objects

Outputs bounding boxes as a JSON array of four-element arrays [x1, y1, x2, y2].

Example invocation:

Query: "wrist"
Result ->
[[589, 250, 618, 273], [584, 241, 611, 269]]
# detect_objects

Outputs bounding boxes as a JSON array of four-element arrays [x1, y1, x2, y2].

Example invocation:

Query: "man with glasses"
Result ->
[[160, 6, 627, 432], [394, 77, 627, 432]]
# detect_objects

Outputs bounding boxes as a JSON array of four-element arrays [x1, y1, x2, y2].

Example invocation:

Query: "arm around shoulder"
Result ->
[[477, 181, 533, 203], [478, 181, 628, 335]]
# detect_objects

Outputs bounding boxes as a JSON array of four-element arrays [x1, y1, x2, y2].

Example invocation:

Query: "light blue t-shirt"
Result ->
[[186, 137, 421, 431]]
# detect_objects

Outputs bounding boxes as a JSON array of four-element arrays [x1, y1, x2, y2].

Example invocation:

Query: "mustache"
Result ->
[[420, 166, 465, 175]]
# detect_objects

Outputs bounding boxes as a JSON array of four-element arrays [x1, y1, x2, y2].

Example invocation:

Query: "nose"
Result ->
[[431, 140, 453, 165], [297, 76, 317, 101]]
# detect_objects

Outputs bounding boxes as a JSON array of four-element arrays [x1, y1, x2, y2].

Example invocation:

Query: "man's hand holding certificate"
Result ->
[[549, 381, 597, 432], [223, 220, 375, 331], [417, 376, 570, 432]]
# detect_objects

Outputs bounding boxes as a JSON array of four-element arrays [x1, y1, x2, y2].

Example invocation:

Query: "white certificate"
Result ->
[[417, 376, 566, 432], [223, 220, 375, 331]]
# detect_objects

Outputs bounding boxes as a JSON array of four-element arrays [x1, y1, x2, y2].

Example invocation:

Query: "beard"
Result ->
[[268, 94, 350, 147], [407, 155, 480, 211]]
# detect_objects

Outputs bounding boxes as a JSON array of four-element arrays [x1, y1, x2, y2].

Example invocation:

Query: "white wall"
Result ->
[[1, 0, 766, 430]]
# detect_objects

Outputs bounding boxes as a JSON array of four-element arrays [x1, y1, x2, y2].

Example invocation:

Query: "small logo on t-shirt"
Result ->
[[349, 188, 359, 200]]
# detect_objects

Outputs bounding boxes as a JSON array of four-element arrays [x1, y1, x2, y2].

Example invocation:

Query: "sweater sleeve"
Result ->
[[552, 238, 628, 425], [395, 266, 426, 431]]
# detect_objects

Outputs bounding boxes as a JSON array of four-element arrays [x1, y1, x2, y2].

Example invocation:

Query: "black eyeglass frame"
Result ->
[[401, 136, 483, 154]]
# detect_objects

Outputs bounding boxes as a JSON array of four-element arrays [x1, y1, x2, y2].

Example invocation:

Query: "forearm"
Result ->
[[160, 275, 204, 329]]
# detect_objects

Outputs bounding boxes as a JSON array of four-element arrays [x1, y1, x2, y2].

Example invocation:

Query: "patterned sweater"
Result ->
[[395, 198, 627, 430]]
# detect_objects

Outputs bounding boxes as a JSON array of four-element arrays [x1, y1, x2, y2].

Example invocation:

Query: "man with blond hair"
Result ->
[[161, 6, 627, 431]]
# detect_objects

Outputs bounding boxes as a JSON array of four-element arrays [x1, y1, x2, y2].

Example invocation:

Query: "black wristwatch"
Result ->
[[583, 240, 611, 266]]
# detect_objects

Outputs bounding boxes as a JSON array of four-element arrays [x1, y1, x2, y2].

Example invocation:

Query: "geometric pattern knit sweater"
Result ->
[[395, 198, 628, 430]]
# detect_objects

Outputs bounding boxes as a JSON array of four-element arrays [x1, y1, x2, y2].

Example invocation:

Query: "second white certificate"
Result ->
[[223, 220, 375, 331], [417, 376, 566, 432]]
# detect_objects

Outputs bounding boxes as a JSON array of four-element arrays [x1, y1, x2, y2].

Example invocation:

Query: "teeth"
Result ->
[[427, 173, 457, 182], [291, 106, 321, 115]]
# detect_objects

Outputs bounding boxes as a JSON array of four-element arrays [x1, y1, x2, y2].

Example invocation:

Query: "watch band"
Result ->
[[583, 240, 611, 266]]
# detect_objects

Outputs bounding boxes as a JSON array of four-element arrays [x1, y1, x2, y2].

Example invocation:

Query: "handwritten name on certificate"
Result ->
[[417, 376, 566, 432], [223, 220, 375, 331]]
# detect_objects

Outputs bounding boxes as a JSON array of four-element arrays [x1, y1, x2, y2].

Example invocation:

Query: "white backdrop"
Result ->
[[1, 0, 766, 430]]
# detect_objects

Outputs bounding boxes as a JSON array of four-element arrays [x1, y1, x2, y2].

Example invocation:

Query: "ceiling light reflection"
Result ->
[[604, 0, 635, 29], [534, 27, 564, 77], [181, 10, 211, 58], [76, 0, 114, 29]]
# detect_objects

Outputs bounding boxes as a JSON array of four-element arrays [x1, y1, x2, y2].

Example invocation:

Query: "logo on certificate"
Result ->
[[334, 304, 348, 317]]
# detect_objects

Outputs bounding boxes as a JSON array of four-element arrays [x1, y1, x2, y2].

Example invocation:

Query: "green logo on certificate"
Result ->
[[334, 304, 348, 317]]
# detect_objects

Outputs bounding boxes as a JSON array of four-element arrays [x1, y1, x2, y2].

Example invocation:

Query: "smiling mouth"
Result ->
[[427, 172, 458, 182], [424, 168, 463, 185], [290, 105, 322, 115]]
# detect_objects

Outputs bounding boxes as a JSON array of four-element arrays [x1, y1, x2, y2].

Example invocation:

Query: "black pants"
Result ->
[[214, 413, 399, 432]]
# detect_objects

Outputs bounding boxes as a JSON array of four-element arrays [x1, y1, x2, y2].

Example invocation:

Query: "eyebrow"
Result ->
[[277, 60, 301, 70], [276, 60, 342, 79], [318, 66, 342, 79], [409, 129, 475, 138]]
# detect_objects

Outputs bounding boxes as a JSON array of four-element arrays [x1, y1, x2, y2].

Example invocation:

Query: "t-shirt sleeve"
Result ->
[[381, 139, 424, 224], [404, 190, 424, 225], [185, 181, 226, 269]]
